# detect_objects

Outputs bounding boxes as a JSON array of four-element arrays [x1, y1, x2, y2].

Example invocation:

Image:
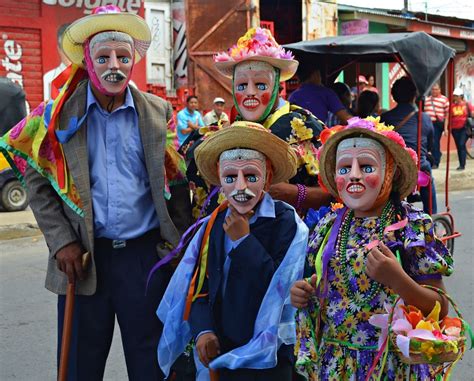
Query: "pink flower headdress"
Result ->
[[214, 27, 298, 81]]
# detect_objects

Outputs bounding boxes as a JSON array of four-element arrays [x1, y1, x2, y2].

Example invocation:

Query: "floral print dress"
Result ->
[[296, 203, 453, 381]]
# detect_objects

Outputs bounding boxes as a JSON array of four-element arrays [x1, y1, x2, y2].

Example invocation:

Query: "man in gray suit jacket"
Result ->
[[22, 6, 190, 380]]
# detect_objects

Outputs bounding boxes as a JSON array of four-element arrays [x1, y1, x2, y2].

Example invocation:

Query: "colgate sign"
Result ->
[[42, 0, 141, 14], [1, 34, 23, 88]]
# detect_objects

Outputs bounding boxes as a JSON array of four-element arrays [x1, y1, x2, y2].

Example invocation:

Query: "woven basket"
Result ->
[[390, 332, 465, 365], [388, 285, 467, 365]]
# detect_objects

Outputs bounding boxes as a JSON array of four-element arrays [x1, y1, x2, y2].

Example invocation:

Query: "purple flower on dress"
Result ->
[[328, 289, 341, 302], [369, 296, 379, 308], [358, 321, 374, 332], [304, 206, 331, 230], [358, 349, 374, 368], [386, 368, 395, 379], [405, 227, 418, 240], [413, 364, 431, 379], [333, 309, 345, 325], [323, 347, 334, 362], [349, 277, 358, 293], [327, 265, 336, 279]]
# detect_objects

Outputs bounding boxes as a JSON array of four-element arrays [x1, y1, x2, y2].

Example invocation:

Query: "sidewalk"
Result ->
[[0, 207, 41, 240], [432, 155, 474, 192]]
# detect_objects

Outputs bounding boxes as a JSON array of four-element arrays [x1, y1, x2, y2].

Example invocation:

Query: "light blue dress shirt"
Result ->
[[176, 108, 204, 146], [86, 85, 159, 240]]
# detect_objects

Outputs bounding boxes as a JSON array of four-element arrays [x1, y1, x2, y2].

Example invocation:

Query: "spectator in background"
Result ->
[[176, 95, 204, 146], [350, 75, 369, 107], [43, 23, 71, 100], [0, 77, 27, 136], [381, 76, 437, 214], [289, 64, 351, 124], [203, 97, 229, 126], [424, 82, 449, 169], [352, 75, 368, 93], [365, 75, 379, 94], [450, 87, 470, 170], [326, 82, 352, 127], [355, 90, 380, 118]]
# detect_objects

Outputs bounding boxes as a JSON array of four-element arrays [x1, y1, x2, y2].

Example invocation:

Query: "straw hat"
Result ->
[[319, 120, 418, 200], [195, 121, 297, 186], [62, 5, 151, 68], [214, 27, 298, 81]]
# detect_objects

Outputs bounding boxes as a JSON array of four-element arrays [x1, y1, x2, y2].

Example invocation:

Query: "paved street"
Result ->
[[0, 238, 127, 380], [0, 190, 472, 380]]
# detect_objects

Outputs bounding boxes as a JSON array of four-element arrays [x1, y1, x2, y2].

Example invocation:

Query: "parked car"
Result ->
[[0, 154, 28, 212]]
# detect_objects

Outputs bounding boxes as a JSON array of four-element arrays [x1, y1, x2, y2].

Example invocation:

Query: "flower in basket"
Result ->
[[370, 300, 463, 361], [400, 305, 423, 328], [441, 317, 463, 337]]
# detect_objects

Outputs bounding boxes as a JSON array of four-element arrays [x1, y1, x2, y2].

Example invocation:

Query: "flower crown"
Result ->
[[318, 116, 418, 165], [214, 27, 294, 63]]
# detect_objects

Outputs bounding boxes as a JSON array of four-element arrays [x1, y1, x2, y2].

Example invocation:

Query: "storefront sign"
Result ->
[[409, 21, 474, 41], [1, 34, 23, 87], [42, 0, 141, 14], [341, 19, 369, 36]]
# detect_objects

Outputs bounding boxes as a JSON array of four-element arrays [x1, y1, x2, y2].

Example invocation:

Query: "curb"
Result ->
[[432, 167, 474, 192], [0, 223, 42, 241]]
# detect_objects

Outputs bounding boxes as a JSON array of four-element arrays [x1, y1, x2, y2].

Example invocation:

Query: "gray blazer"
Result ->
[[25, 81, 182, 295]]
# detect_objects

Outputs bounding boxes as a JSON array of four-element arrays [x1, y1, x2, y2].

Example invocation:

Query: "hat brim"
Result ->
[[62, 13, 151, 67], [319, 128, 418, 200], [194, 124, 297, 186], [215, 57, 299, 82]]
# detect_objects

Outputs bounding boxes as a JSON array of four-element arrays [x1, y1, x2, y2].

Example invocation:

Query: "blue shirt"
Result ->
[[381, 103, 434, 168], [86, 85, 159, 240], [289, 83, 344, 121], [176, 108, 204, 146]]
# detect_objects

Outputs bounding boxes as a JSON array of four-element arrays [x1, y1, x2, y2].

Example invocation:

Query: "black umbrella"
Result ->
[[284, 32, 456, 97]]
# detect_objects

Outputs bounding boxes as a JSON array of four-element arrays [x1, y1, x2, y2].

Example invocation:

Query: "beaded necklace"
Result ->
[[336, 202, 394, 303]]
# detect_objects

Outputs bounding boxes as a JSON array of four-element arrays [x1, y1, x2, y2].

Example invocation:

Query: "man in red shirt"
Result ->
[[424, 83, 449, 168], [450, 88, 471, 170]]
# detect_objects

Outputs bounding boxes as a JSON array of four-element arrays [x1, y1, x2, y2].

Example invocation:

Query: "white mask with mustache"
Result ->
[[228, 188, 257, 202], [101, 69, 128, 82]]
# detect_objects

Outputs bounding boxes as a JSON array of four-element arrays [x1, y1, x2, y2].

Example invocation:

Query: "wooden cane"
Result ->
[[58, 282, 75, 381], [58, 252, 90, 381]]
